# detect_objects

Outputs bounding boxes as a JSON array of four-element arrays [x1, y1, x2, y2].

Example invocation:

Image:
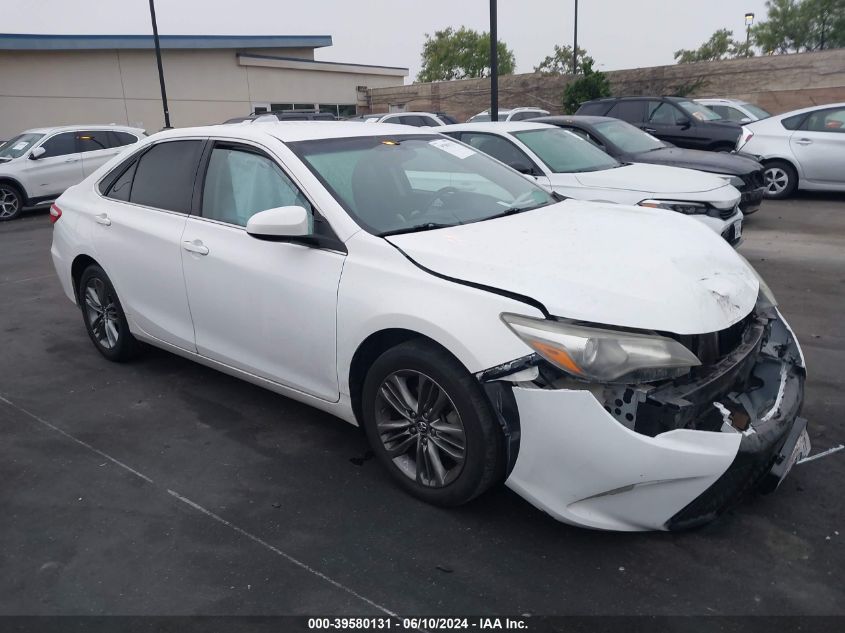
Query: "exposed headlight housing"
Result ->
[[501, 313, 701, 384], [639, 199, 708, 215]]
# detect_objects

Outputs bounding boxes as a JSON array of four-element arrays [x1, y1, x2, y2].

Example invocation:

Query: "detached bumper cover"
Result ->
[[495, 308, 806, 532]]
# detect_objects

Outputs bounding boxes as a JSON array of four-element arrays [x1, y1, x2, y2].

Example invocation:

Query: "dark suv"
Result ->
[[577, 97, 742, 152]]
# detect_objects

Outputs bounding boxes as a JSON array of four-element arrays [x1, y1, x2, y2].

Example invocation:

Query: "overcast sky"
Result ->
[[5, 0, 772, 80]]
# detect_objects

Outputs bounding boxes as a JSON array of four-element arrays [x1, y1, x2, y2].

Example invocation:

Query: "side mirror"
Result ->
[[740, 117, 752, 123], [678, 118, 692, 130], [29, 146, 46, 160], [509, 161, 536, 176], [246, 206, 309, 240]]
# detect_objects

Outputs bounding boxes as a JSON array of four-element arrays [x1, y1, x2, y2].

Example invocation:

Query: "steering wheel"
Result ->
[[423, 186, 462, 212]]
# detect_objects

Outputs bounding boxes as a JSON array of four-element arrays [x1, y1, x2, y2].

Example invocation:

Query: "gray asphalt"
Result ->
[[1, 195, 843, 618]]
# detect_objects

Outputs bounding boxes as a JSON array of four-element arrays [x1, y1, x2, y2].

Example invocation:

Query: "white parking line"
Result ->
[[0, 393, 400, 619]]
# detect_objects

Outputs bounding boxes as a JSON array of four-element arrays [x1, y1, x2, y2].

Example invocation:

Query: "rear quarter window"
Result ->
[[129, 140, 204, 213], [781, 114, 807, 130]]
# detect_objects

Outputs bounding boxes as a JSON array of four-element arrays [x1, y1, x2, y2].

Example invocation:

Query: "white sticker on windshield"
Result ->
[[429, 138, 475, 159], [12, 142, 29, 150]]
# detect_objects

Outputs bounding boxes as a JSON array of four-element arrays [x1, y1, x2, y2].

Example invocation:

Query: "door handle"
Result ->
[[794, 138, 813, 145], [644, 127, 657, 134], [94, 213, 111, 226], [183, 240, 209, 256], [64, 157, 79, 163]]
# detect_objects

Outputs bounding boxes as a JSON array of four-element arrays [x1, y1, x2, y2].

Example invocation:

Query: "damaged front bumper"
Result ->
[[479, 306, 808, 532]]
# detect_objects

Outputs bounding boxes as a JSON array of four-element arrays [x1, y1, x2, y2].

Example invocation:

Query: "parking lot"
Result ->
[[1, 195, 843, 618]]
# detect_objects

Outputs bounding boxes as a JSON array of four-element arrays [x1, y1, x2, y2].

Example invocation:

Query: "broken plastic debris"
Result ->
[[798, 444, 844, 465]]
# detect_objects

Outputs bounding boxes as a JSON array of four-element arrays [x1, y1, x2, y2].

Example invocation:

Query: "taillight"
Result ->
[[49, 204, 62, 224], [737, 127, 754, 151]]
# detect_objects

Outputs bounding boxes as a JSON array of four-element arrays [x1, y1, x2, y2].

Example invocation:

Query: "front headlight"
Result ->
[[735, 254, 777, 309], [501, 313, 701, 384], [639, 199, 708, 215], [715, 174, 745, 188]]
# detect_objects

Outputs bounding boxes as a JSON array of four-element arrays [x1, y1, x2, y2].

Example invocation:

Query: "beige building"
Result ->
[[0, 34, 408, 138]]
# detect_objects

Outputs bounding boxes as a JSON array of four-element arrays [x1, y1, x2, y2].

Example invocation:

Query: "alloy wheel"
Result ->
[[375, 370, 466, 488], [0, 187, 20, 219], [764, 167, 789, 195], [84, 277, 121, 349]]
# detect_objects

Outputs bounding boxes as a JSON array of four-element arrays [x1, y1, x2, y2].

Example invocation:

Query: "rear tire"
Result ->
[[361, 340, 504, 507], [78, 264, 140, 362], [0, 183, 23, 221], [763, 160, 798, 199]]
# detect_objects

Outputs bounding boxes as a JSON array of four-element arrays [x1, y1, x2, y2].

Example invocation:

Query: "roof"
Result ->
[[0, 33, 333, 51], [23, 124, 146, 135], [527, 115, 617, 126], [439, 122, 555, 133], [472, 107, 549, 115], [151, 121, 446, 144]]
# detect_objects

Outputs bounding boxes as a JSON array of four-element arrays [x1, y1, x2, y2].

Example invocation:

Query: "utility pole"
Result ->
[[149, 0, 171, 128], [573, 0, 579, 74], [490, 0, 498, 121]]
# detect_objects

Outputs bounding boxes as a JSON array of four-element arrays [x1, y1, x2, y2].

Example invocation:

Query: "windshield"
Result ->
[[512, 128, 620, 173], [468, 114, 492, 123], [677, 101, 722, 121], [593, 119, 664, 153], [0, 133, 44, 160], [742, 103, 771, 120], [289, 135, 556, 236]]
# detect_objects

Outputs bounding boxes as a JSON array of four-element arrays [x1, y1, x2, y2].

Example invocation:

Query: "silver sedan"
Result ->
[[736, 102, 845, 199]]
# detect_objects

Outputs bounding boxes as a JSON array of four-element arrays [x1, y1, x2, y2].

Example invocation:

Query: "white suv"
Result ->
[[468, 107, 550, 123], [0, 125, 145, 221]]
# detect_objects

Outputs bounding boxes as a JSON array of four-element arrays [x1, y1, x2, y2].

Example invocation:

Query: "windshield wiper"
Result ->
[[379, 222, 456, 237]]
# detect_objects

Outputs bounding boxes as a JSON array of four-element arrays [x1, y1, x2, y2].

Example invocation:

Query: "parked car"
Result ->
[[50, 121, 809, 531], [577, 96, 742, 152], [441, 122, 744, 245], [695, 98, 772, 123], [530, 115, 766, 214], [0, 125, 145, 221], [736, 102, 845, 199], [224, 110, 337, 123], [433, 112, 460, 125], [467, 107, 550, 123], [347, 112, 446, 127]]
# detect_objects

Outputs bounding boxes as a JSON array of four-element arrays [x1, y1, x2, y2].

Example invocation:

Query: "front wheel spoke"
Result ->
[[380, 384, 414, 421], [430, 435, 464, 461], [430, 418, 465, 438], [415, 439, 429, 485], [389, 374, 418, 413], [380, 426, 411, 445], [85, 287, 102, 310], [426, 442, 447, 486], [386, 433, 416, 458], [377, 418, 412, 432], [105, 320, 119, 346]]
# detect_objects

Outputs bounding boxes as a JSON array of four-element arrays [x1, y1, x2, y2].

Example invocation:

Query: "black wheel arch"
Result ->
[[71, 254, 101, 305]]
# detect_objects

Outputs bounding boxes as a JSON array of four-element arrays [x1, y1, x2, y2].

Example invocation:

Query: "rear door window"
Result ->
[[607, 100, 647, 123], [109, 131, 138, 147], [802, 107, 845, 133], [129, 140, 204, 212], [77, 130, 113, 153]]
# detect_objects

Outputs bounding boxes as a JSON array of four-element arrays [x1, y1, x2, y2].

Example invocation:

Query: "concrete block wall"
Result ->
[[367, 48, 845, 121]]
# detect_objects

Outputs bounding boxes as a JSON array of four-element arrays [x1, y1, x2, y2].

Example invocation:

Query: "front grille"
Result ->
[[743, 169, 765, 190]]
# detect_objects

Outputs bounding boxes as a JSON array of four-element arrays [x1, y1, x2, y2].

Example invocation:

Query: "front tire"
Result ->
[[763, 160, 798, 199], [78, 265, 139, 362], [0, 183, 23, 221], [361, 340, 504, 507]]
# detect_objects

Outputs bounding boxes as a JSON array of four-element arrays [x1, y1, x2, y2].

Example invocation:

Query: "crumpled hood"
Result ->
[[630, 147, 762, 176], [572, 162, 734, 194], [387, 200, 758, 335]]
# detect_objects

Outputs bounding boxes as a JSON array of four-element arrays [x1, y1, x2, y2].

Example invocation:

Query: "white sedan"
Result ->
[[51, 122, 809, 531], [442, 122, 744, 245]]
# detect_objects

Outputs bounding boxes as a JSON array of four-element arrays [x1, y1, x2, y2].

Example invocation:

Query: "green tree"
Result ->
[[562, 60, 611, 114], [674, 28, 753, 63], [753, 0, 844, 53], [417, 27, 516, 82], [534, 44, 594, 75]]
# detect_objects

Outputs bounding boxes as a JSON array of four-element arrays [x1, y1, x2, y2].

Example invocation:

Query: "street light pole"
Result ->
[[490, 0, 498, 122], [745, 12, 755, 58], [573, 0, 579, 74], [148, 0, 171, 129]]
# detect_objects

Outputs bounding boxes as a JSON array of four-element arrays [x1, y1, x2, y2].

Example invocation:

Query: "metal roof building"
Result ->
[[0, 33, 408, 137]]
